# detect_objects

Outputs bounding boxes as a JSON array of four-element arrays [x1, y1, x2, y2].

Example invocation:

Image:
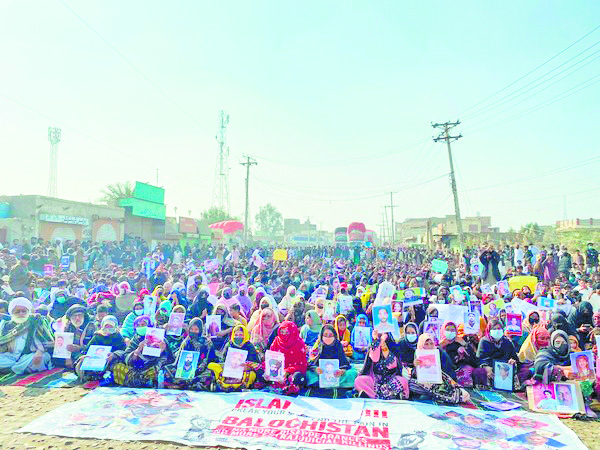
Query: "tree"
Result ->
[[99, 181, 134, 206], [520, 222, 544, 244], [255, 203, 283, 236], [200, 206, 231, 224]]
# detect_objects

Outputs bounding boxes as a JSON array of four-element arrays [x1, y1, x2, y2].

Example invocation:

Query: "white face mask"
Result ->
[[490, 329, 504, 341], [445, 331, 456, 340], [406, 333, 417, 343]]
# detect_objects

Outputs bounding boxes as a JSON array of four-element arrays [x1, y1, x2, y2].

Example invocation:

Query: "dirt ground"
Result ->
[[0, 386, 598, 450]]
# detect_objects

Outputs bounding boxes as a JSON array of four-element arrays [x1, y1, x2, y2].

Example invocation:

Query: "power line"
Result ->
[[454, 25, 600, 118], [240, 155, 258, 244]]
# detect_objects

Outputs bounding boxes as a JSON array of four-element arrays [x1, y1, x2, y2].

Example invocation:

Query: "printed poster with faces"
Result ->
[[506, 313, 523, 336], [463, 310, 480, 335], [494, 361, 514, 391], [223, 347, 248, 380], [318, 358, 340, 388], [415, 349, 442, 384], [323, 301, 336, 322], [372, 305, 395, 334], [142, 327, 165, 357], [206, 315, 222, 337], [53, 332, 74, 359], [166, 312, 185, 336], [175, 350, 200, 380], [264, 350, 285, 383], [143, 295, 157, 319], [352, 326, 371, 351], [81, 345, 112, 371]]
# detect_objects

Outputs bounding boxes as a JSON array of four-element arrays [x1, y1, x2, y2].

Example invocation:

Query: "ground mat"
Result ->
[[18, 387, 586, 449]]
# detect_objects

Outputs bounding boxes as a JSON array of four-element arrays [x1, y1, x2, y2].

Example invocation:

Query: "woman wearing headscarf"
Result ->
[[568, 301, 594, 348], [285, 300, 306, 329], [396, 322, 419, 367], [207, 324, 259, 391], [300, 310, 322, 348], [533, 330, 572, 384], [111, 314, 173, 387], [306, 324, 358, 396], [121, 298, 145, 343], [247, 295, 278, 329], [278, 285, 299, 317], [250, 307, 279, 355], [75, 315, 126, 380], [151, 285, 167, 303], [155, 300, 173, 327], [518, 325, 550, 365], [354, 330, 409, 400], [233, 284, 253, 319], [0, 297, 54, 374], [211, 304, 239, 356], [418, 305, 439, 334], [169, 317, 216, 390], [351, 314, 372, 360], [188, 288, 212, 320], [439, 321, 479, 387], [268, 321, 307, 395], [333, 315, 353, 358], [216, 287, 241, 315], [409, 333, 469, 404], [547, 312, 575, 336], [474, 318, 525, 388]]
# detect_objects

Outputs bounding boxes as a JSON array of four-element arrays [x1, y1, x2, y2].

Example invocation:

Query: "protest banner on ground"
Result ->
[[18, 388, 587, 450]]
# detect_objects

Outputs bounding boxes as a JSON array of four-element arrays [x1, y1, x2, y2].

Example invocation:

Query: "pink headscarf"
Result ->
[[417, 332, 435, 350]]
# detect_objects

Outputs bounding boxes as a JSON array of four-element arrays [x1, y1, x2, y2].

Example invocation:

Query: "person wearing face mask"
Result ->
[[350, 314, 372, 360], [250, 307, 280, 355], [300, 310, 323, 349], [247, 295, 278, 329], [168, 318, 215, 390], [278, 285, 299, 317], [55, 304, 94, 368], [49, 289, 79, 320], [533, 330, 572, 383], [354, 330, 409, 400], [409, 333, 469, 404], [518, 325, 551, 366], [187, 288, 212, 321], [418, 306, 438, 334], [121, 298, 145, 343], [75, 315, 126, 380], [0, 297, 54, 374], [155, 300, 173, 327], [111, 315, 173, 387], [306, 325, 358, 396], [439, 321, 479, 387], [475, 319, 527, 388], [396, 322, 420, 367], [208, 324, 260, 391], [268, 321, 307, 395], [216, 287, 241, 316]]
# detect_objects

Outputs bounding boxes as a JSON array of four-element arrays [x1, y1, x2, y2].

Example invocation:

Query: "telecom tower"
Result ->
[[212, 110, 230, 214], [47, 127, 61, 197]]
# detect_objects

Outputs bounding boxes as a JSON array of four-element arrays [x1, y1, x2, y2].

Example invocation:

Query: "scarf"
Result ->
[[305, 310, 322, 333], [250, 307, 279, 345]]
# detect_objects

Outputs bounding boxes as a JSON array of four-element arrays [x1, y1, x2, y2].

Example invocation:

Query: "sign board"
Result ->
[[119, 198, 166, 220], [272, 249, 288, 261], [39, 214, 89, 226], [179, 217, 198, 234], [60, 255, 70, 269], [133, 181, 165, 204]]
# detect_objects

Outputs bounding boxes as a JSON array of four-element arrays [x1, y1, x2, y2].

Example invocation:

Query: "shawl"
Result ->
[[214, 305, 238, 328], [533, 330, 570, 383], [178, 318, 214, 374], [518, 325, 550, 363], [438, 320, 466, 349], [270, 321, 307, 374], [222, 324, 259, 363], [0, 314, 54, 351], [334, 315, 351, 343], [395, 322, 419, 365], [250, 307, 279, 346], [305, 310, 322, 333]]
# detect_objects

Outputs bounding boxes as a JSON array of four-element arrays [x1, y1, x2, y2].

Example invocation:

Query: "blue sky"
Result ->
[[1, 1, 599, 234]]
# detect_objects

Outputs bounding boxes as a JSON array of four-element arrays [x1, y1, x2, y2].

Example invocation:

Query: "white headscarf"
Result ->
[[9, 297, 33, 315]]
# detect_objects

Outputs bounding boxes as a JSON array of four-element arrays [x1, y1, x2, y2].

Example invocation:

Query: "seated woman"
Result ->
[[187, 288, 212, 321], [533, 330, 572, 383], [247, 294, 277, 329], [111, 315, 173, 387], [350, 314, 372, 361], [250, 307, 279, 356], [475, 318, 528, 389], [418, 306, 439, 334], [211, 305, 239, 357], [121, 298, 144, 344], [439, 321, 479, 387], [395, 322, 419, 368], [208, 324, 260, 392], [300, 310, 322, 350], [285, 300, 306, 330], [568, 301, 594, 349], [168, 318, 216, 390], [0, 297, 54, 374], [267, 321, 307, 395], [409, 333, 469, 404], [75, 315, 126, 380], [518, 325, 550, 369], [354, 330, 409, 400], [155, 300, 172, 327], [334, 315, 353, 358], [306, 325, 358, 395]]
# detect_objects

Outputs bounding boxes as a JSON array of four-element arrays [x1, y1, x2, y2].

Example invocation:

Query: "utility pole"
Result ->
[[432, 120, 464, 252], [388, 192, 398, 244], [47, 127, 61, 197], [383, 206, 390, 245], [240, 155, 257, 245]]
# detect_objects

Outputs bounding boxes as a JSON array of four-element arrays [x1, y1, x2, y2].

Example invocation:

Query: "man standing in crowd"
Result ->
[[587, 243, 598, 272], [9, 254, 31, 298]]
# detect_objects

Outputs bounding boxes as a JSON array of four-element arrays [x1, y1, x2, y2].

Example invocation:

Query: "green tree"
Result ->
[[255, 203, 283, 236], [200, 206, 231, 224], [520, 222, 544, 244], [99, 181, 134, 206]]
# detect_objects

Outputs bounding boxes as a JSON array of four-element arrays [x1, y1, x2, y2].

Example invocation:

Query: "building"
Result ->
[[284, 218, 317, 236], [118, 182, 166, 242], [556, 218, 600, 230], [395, 215, 494, 246], [0, 195, 124, 244]]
